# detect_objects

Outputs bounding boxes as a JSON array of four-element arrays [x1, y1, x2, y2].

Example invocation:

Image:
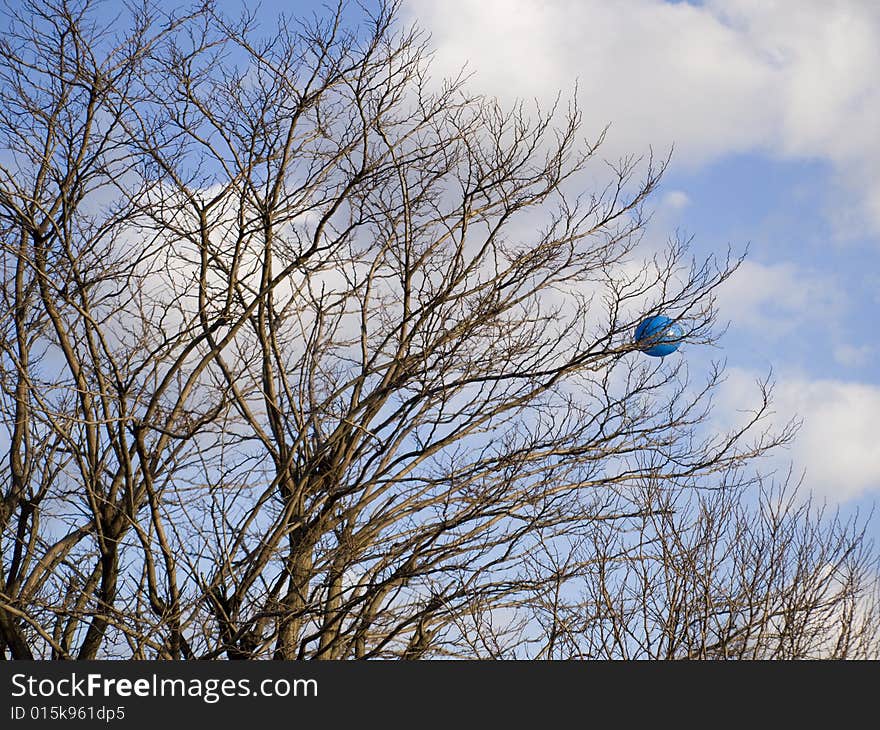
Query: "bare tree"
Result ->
[[0, 0, 877, 660]]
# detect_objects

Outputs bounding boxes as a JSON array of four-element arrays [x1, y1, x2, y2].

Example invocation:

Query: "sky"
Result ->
[[244, 0, 880, 531], [211, 0, 880, 537]]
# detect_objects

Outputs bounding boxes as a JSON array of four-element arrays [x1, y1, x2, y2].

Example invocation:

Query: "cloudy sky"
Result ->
[[259, 0, 879, 529], [403, 0, 880, 515]]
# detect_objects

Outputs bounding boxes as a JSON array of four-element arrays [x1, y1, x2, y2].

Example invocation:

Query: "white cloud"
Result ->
[[404, 0, 880, 234], [663, 190, 691, 210], [717, 368, 880, 502], [833, 343, 873, 369], [715, 259, 844, 335]]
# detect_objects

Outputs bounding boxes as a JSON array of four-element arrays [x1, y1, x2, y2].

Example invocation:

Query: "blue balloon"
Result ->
[[634, 315, 683, 357]]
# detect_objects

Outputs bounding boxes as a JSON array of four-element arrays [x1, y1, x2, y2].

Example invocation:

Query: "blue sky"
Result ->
[[236, 0, 880, 534]]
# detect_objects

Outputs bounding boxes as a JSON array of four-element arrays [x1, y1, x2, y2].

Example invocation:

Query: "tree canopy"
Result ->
[[0, 0, 877, 659]]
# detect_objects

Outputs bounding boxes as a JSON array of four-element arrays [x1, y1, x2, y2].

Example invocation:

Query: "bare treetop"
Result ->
[[0, 0, 876, 660]]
